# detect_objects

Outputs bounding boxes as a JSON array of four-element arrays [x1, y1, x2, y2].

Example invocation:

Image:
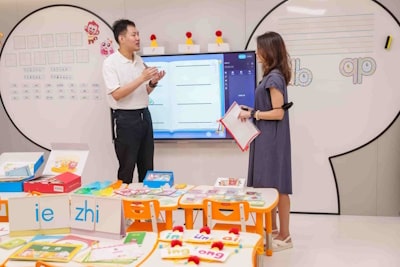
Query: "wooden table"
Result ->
[[120, 183, 193, 229], [0, 224, 158, 267], [138, 229, 263, 267], [178, 185, 279, 256]]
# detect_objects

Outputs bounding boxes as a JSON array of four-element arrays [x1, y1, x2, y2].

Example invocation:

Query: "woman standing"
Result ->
[[239, 31, 293, 252]]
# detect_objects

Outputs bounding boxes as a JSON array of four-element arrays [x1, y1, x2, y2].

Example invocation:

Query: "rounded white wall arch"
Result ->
[[0, 5, 118, 181], [0, 5, 115, 151], [246, 0, 400, 213]]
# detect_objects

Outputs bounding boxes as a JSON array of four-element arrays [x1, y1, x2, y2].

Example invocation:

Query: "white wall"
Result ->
[[0, 0, 399, 216]]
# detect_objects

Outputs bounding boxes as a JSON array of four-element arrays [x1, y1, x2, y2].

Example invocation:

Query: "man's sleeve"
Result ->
[[102, 60, 120, 94]]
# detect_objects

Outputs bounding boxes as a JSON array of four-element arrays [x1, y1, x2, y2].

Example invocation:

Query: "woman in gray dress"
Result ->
[[239, 31, 292, 252]]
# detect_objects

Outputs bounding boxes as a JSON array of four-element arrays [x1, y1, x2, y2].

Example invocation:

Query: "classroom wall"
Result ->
[[0, 0, 399, 216]]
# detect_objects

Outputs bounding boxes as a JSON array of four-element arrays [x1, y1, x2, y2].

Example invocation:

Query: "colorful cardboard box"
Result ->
[[23, 172, 81, 193], [0, 152, 45, 192], [23, 143, 89, 193], [143, 170, 174, 188]]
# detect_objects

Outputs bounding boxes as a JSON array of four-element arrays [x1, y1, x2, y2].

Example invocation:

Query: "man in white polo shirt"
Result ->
[[102, 19, 165, 184]]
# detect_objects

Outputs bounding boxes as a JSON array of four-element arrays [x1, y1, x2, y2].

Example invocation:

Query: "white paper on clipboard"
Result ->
[[220, 102, 260, 151]]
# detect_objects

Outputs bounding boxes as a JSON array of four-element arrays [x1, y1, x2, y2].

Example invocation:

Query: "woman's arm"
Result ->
[[256, 87, 285, 121], [238, 87, 285, 121]]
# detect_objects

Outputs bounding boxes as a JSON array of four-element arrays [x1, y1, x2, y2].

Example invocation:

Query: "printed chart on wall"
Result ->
[[247, 0, 400, 213], [0, 5, 116, 151]]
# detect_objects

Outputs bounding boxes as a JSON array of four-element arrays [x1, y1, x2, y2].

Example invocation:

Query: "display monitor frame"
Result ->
[[141, 50, 257, 141]]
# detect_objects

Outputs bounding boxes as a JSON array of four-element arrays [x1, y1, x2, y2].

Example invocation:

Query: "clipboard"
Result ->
[[219, 101, 260, 151]]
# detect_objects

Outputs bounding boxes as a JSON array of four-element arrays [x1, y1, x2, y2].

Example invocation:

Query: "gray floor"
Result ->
[[173, 210, 400, 267]]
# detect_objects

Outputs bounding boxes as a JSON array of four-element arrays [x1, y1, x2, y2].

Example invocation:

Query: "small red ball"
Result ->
[[216, 30, 222, 37], [211, 241, 224, 250], [173, 225, 184, 232], [187, 255, 200, 265], [186, 32, 192, 38], [229, 227, 240, 235], [199, 226, 211, 234], [150, 34, 156, 40], [170, 239, 182, 247]]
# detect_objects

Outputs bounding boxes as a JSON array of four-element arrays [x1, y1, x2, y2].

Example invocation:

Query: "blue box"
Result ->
[[0, 152, 45, 192], [143, 171, 174, 188]]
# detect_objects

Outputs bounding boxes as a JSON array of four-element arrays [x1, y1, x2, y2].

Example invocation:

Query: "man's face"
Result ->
[[120, 25, 140, 52]]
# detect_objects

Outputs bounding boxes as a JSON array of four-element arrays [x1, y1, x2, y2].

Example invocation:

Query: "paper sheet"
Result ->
[[220, 102, 260, 151]]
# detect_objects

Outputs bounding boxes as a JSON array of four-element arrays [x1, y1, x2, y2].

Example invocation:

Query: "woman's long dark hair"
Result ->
[[256, 32, 291, 85]]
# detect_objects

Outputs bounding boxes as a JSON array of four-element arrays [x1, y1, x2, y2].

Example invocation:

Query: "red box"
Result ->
[[23, 172, 81, 193], [23, 143, 89, 194]]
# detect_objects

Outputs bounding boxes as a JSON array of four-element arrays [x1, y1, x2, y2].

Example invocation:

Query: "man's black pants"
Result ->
[[113, 108, 154, 184]]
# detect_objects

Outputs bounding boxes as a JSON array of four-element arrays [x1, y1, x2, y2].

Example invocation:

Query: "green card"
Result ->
[[123, 232, 146, 245], [0, 238, 26, 249]]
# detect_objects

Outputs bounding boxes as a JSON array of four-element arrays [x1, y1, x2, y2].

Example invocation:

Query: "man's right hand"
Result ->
[[142, 67, 158, 82]]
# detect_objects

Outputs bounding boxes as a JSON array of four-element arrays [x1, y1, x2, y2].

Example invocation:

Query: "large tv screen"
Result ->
[[142, 51, 256, 140]]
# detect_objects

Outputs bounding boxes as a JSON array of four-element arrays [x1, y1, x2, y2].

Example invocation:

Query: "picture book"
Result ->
[[29, 234, 65, 243], [114, 188, 151, 197], [54, 235, 98, 250], [82, 243, 143, 264], [245, 194, 263, 201], [187, 189, 207, 194], [147, 188, 177, 196], [9, 242, 82, 262], [185, 189, 208, 200], [0, 162, 34, 177], [113, 188, 135, 197], [224, 194, 246, 201], [0, 152, 44, 181], [225, 189, 240, 195], [74, 180, 112, 195], [0, 175, 31, 182], [168, 190, 187, 197], [245, 191, 261, 196], [206, 189, 225, 195], [181, 195, 206, 204]]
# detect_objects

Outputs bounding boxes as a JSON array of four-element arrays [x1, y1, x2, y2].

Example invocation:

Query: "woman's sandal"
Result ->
[[272, 229, 279, 238], [272, 235, 293, 252], [264, 228, 279, 238]]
